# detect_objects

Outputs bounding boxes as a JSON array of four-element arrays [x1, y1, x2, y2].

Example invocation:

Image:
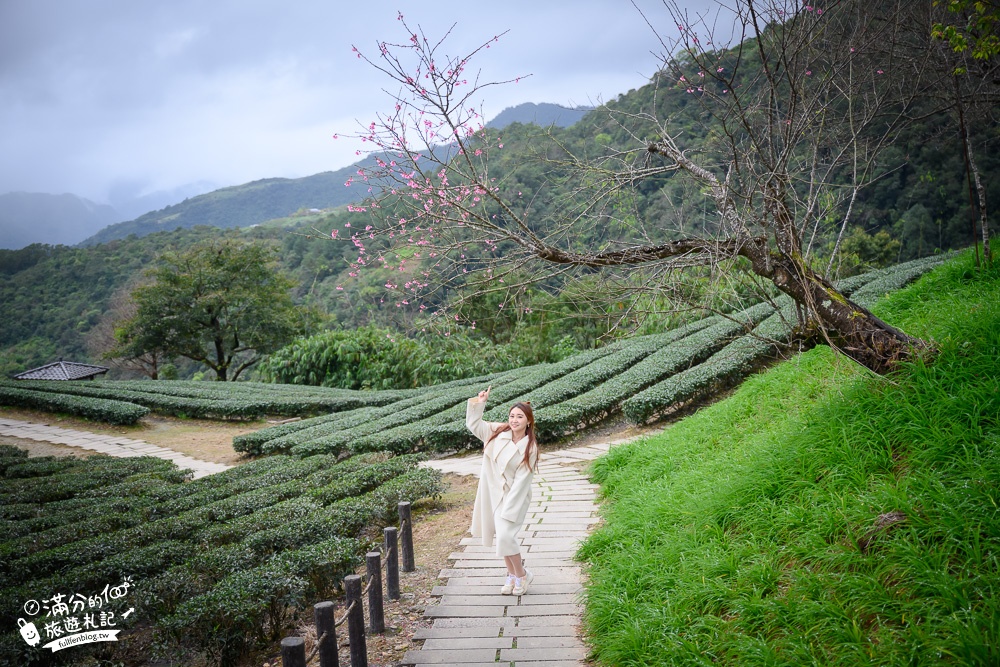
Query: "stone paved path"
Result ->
[[0, 417, 231, 479], [406, 440, 632, 666]]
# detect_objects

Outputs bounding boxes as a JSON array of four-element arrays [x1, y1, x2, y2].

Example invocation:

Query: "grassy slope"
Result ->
[[580, 251, 1000, 666]]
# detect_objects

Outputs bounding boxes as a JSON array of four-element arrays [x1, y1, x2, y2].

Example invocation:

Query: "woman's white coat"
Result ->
[[466, 398, 536, 548]]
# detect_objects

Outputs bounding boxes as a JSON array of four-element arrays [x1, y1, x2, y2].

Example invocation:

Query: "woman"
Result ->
[[466, 386, 539, 595]]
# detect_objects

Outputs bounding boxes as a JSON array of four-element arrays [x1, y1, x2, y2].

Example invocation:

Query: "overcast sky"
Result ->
[[0, 1, 725, 205]]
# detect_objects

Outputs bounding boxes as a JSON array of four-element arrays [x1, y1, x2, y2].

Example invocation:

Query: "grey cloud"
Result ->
[[0, 1, 720, 203]]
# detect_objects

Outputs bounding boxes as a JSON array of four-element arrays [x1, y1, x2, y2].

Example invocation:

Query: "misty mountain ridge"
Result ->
[[108, 180, 218, 222], [0, 192, 118, 250], [0, 103, 592, 249], [0, 182, 217, 250]]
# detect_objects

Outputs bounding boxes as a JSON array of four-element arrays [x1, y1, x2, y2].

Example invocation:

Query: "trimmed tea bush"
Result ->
[[0, 383, 148, 424]]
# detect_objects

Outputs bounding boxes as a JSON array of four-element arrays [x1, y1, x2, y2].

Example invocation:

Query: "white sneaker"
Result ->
[[500, 573, 516, 595], [512, 569, 533, 596]]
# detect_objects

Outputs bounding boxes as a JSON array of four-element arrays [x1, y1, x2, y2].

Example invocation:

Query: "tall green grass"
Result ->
[[580, 251, 1000, 666]]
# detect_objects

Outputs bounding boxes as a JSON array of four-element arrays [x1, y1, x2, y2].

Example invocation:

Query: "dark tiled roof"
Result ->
[[14, 361, 110, 381]]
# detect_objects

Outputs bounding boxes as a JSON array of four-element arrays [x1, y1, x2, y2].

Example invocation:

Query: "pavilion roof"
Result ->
[[13, 361, 110, 381]]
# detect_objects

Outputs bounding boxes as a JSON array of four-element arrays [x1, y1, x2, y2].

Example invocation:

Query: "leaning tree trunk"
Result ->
[[641, 142, 929, 373], [742, 241, 926, 373]]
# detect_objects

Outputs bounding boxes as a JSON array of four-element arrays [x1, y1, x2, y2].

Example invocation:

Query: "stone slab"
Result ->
[[438, 573, 580, 585], [520, 536, 586, 544], [522, 544, 584, 552], [516, 636, 586, 648], [500, 647, 587, 661], [438, 561, 580, 585], [538, 487, 598, 493], [421, 637, 512, 650], [439, 594, 576, 607], [505, 625, 579, 637], [510, 616, 581, 628], [437, 595, 514, 606], [519, 594, 583, 607], [452, 558, 568, 568], [423, 617, 516, 629], [412, 626, 507, 639], [506, 604, 582, 617], [525, 553, 579, 561], [400, 648, 497, 664], [431, 583, 582, 596], [448, 551, 511, 560], [423, 605, 506, 618], [546, 450, 600, 461]]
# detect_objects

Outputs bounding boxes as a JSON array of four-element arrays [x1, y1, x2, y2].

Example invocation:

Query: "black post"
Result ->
[[314, 601, 338, 667], [398, 501, 415, 572], [280, 637, 306, 667], [344, 574, 368, 667], [366, 551, 385, 634], [384, 526, 400, 600]]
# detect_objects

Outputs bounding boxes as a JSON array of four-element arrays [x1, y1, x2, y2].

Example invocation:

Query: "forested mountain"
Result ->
[[485, 102, 593, 128], [2, 50, 996, 377], [79, 165, 374, 246]]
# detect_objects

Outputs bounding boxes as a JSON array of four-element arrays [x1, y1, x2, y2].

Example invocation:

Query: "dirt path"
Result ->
[[0, 407, 263, 465]]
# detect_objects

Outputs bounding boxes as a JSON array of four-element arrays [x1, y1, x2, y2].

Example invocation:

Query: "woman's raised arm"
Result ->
[[466, 388, 497, 444]]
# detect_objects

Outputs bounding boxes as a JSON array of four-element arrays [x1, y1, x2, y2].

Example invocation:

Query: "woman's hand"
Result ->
[[476, 385, 491, 403]]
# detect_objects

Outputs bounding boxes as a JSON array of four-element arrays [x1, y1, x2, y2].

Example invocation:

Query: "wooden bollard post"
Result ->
[[366, 551, 385, 634], [344, 574, 368, 667], [384, 526, 400, 600], [280, 636, 306, 667], [398, 501, 415, 572], [314, 601, 338, 667]]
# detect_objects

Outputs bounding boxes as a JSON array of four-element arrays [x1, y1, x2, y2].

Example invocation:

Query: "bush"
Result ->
[[0, 383, 148, 424], [256, 324, 520, 389]]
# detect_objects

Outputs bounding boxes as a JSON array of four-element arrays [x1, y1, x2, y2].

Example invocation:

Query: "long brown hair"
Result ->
[[486, 401, 538, 470]]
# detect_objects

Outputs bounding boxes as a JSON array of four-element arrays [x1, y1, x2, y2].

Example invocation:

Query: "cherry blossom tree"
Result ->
[[340, 1, 946, 373]]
